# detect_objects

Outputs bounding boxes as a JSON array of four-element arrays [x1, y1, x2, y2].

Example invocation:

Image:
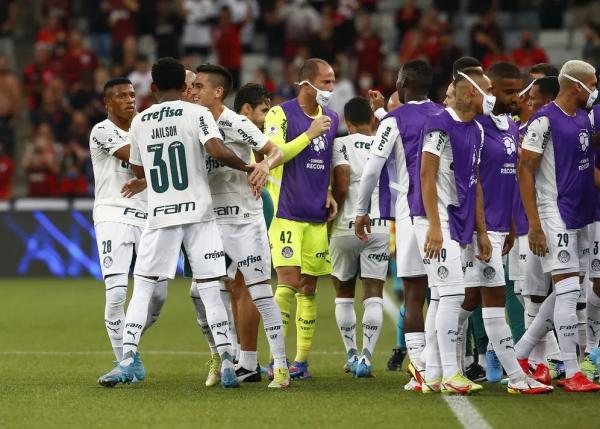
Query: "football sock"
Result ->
[[436, 289, 464, 379], [197, 281, 234, 370], [104, 274, 128, 361], [457, 307, 472, 371], [239, 350, 257, 370], [483, 307, 525, 383], [274, 285, 295, 337], [249, 284, 287, 369], [577, 307, 587, 357], [144, 279, 168, 332], [189, 282, 217, 354], [122, 276, 156, 360], [334, 297, 357, 358], [405, 332, 425, 371], [524, 299, 544, 365], [361, 297, 383, 364], [514, 281, 525, 307], [553, 277, 580, 378], [424, 286, 442, 381], [220, 289, 239, 361], [397, 305, 406, 349], [515, 292, 555, 359], [295, 293, 317, 363], [586, 286, 600, 351]]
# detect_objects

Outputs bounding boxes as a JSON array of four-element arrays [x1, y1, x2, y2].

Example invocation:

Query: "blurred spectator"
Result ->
[[470, 8, 504, 62], [154, 0, 186, 59], [354, 12, 381, 81], [395, 0, 421, 45], [262, 0, 286, 59], [400, 7, 444, 66], [127, 55, 153, 111], [31, 79, 70, 144], [329, 55, 356, 134], [107, 0, 138, 65], [23, 43, 56, 114], [274, 62, 298, 103], [511, 32, 549, 71], [0, 55, 20, 154], [308, 13, 336, 64], [221, 0, 260, 52], [281, 0, 320, 59], [60, 30, 99, 91], [214, 6, 247, 90], [583, 20, 600, 70], [35, 12, 67, 47], [22, 125, 61, 197], [0, 141, 13, 199], [334, 0, 359, 53], [61, 111, 92, 197], [182, 0, 217, 59], [0, 0, 16, 68], [539, 0, 564, 29], [432, 30, 463, 99], [85, 1, 112, 62], [253, 67, 276, 94]]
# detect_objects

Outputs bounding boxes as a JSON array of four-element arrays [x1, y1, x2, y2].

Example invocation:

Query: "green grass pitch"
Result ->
[[1, 278, 600, 428]]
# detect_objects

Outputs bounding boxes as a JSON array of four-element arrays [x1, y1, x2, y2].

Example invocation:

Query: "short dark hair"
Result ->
[[298, 58, 330, 82], [454, 67, 485, 86], [533, 76, 560, 100], [452, 56, 482, 79], [234, 83, 270, 113], [344, 97, 372, 126], [196, 63, 233, 98], [488, 62, 522, 80], [152, 57, 185, 91], [529, 63, 559, 77], [103, 77, 132, 96], [401, 59, 433, 94]]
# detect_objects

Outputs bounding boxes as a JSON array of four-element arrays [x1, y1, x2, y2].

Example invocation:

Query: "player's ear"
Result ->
[[150, 82, 158, 93]]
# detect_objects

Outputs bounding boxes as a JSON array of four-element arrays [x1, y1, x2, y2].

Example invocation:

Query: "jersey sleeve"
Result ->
[[264, 105, 311, 163], [90, 124, 128, 156], [370, 117, 400, 159], [128, 122, 142, 166], [422, 130, 448, 157], [331, 137, 350, 168], [197, 108, 223, 145], [238, 116, 268, 150], [522, 116, 550, 154]]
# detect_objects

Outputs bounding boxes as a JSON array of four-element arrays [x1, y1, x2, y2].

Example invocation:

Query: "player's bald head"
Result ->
[[298, 58, 332, 82]]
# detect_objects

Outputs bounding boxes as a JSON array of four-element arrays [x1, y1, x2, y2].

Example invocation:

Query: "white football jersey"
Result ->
[[89, 118, 147, 227], [207, 106, 268, 224], [129, 100, 222, 229], [331, 133, 389, 237]]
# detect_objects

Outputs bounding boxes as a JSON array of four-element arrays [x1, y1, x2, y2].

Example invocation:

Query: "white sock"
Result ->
[[424, 287, 442, 381], [189, 282, 217, 354], [483, 306, 525, 383], [577, 307, 587, 358], [465, 355, 474, 366], [104, 274, 128, 361], [524, 299, 544, 365], [436, 288, 464, 379], [220, 289, 239, 361], [478, 353, 487, 371], [514, 281, 525, 307], [144, 279, 168, 332], [197, 281, 234, 370], [361, 297, 383, 364], [122, 276, 156, 361], [515, 292, 556, 360], [249, 284, 287, 369], [586, 286, 600, 351], [553, 277, 580, 378], [457, 307, 472, 372], [334, 298, 357, 358], [405, 332, 426, 371], [239, 350, 257, 370], [545, 331, 562, 360]]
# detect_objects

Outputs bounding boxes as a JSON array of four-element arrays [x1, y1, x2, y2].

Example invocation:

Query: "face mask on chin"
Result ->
[[457, 71, 496, 116], [298, 80, 333, 107], [562, 73, 598, 109]]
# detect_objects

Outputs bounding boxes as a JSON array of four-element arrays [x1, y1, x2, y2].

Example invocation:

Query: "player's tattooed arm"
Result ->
[[518, 149, 546, 257], [420, 151, 443, 259], [475, 180, 492, 262]]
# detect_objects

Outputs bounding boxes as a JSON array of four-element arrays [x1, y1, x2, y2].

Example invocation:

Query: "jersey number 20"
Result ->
[[147, 142, 188, 193]]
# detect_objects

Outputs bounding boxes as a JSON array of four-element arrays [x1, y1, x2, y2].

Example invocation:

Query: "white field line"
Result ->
[[381, 288, 493, 429]]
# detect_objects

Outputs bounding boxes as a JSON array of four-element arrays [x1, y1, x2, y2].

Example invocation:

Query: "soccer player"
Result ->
[[263, 58, 341, 379], [458, 62, 552, 394], [356, 60, 443, 390], [514, 60, 600, 392], [330, 96, 388, 378], [191, 64, 291, 388], [103, 57, 263, 388], [92, 78, 168, 387], [529, 63, 559, 80], [415, 67, 492, 394]]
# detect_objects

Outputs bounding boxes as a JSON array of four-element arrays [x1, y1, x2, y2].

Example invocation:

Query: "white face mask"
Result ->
[[298, 80, 333, 107], [562, 73, 598, 109], [457, 71, 496, 116]]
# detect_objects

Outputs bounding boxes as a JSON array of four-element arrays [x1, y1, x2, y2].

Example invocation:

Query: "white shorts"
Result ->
[[219, 219, 272, 285], [134, 221, 226, 280], [395, 217, 426, 277], [463, 232, 506, 287], [414, 220, 465, 293], [508, 235, 528, 281], [523, 246, 551, 297], [95, 221, 142, 278], [330, 233, 389, 282], [588, 222, 600, 279], [540, 216, 587, 275]]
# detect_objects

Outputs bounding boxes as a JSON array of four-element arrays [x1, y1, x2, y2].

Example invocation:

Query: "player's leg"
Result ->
[[587, 222, 600, 375], [422, 285, 442, 392], [220, 284, 239, 363]]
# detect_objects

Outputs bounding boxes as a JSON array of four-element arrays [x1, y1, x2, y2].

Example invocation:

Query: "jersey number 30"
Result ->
[[147, 142, 188, 193]]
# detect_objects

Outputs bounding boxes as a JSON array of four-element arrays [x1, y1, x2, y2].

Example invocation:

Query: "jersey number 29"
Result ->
[[147, 142, 189, 193]]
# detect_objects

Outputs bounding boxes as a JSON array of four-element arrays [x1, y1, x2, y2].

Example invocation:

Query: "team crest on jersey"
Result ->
[[437, 266, 449, 279], [483, 266, 496, 280], [578, 130, 590, 152], [557, 250, 570, 263], [282, 246, 294, 258], [592, 259, 600, 271], [503, 136, 516, 156], [103, 256, 113, 268], [312, 135, 327, 153], [267, 125, 278, 136]]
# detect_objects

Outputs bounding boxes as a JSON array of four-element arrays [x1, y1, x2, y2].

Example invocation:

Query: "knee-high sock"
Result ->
[[197, 281, 235, 370], [334, 297, 357, 358], [506, 278, 525, 343], [424, 287, 442, 381], [295, 293, 317, 362], [104, 274, 128, 361], [144, 279, 168, 332], [577, 307, 587, 358], [405, 332, 426, 371], [122, 276, 156, 361], [189, 282, 217, 354], [457, 307, 472, 372], [586, 286, 600, 351], [220, 289, 239, 361], [483, 306, 525, 383], [524, 299, 545, 365], [436, 287, 464, 379], [397, 305, 407, 349], [274, 285, 295, 337], [249, 284, 288, 369], [361, 297, 383, 364], [515, 292, 556, 360], [553, 277, 580, 378]]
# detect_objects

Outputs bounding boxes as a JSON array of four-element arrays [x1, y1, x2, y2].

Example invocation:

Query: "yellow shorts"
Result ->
[[268, 216, 331, 276]]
